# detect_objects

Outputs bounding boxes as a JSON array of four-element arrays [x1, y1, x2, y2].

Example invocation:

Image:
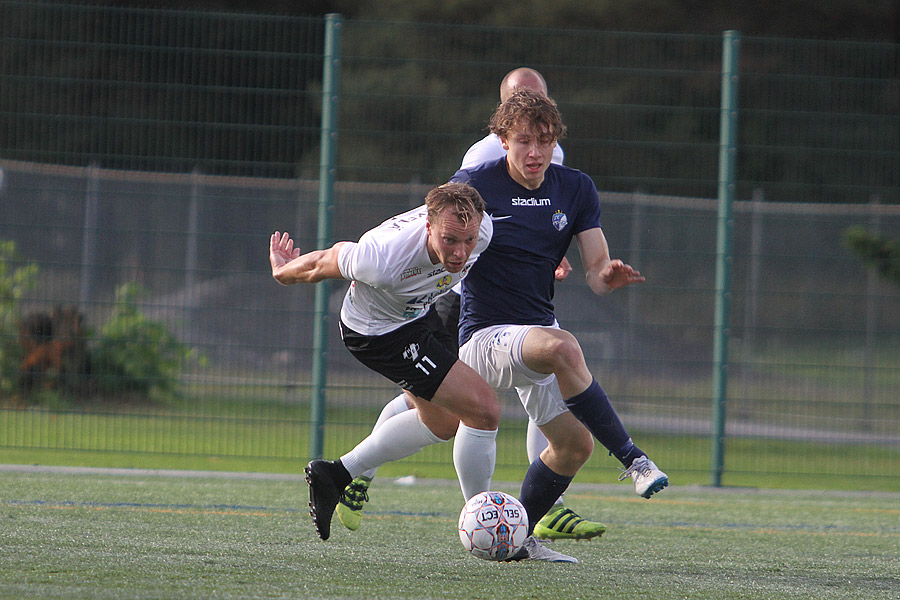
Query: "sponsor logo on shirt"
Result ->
[[403, 288, 445, 319], [401, 266, 421, 280], [512, 197, 551, 206], [436, 275, 452, 290], [427, 267, 446, 278]]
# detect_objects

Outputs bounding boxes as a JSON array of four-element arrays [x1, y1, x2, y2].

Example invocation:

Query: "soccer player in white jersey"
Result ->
[[270, 183, 501, 543], [460, 68, 565, 170], [337, 68, 608, 543]]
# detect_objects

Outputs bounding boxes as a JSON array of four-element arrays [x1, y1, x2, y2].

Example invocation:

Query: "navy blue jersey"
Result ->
[[451, 158, 603, 345]]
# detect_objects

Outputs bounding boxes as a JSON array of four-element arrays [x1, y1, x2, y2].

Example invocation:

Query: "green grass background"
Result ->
[[3, 402, 898, 492], [1, 466, 898, 600]]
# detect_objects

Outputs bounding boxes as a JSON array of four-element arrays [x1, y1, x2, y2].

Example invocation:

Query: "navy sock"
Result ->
[[611, 438, 645, 468], [519, 457, 573, 535], [564, 380, 633, 457]]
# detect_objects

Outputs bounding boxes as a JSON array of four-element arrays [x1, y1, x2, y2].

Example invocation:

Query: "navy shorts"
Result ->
[[340, 306, 457, 401]]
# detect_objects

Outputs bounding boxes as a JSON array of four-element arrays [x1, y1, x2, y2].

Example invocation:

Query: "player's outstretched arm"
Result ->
[[576, 228, 645, 295], [270, 231, 347, 285]]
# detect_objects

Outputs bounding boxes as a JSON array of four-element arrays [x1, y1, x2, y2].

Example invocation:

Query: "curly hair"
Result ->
[[425, 182, 485, 227], [488, 89, 567, 143]]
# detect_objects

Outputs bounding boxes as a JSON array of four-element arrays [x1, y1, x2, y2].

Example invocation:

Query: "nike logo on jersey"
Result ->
[[489, 214, 513, 221]]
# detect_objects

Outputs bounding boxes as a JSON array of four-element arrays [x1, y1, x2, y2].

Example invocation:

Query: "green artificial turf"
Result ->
[[1, 466, 897, 600]]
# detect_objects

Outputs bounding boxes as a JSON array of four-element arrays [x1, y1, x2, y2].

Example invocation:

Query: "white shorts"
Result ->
[[459, 324, 568, 427]]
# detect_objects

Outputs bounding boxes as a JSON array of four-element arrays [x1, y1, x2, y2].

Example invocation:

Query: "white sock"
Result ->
[[526, 419, 549, 463], [452, 423, 498, 501], [361, 393, 412, 479], [340, 409, 443, 479], [527, 419, 564, 506]]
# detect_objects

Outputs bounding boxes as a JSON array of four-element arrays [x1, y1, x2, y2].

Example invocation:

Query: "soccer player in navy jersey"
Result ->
[[451, 90, 668, 540]]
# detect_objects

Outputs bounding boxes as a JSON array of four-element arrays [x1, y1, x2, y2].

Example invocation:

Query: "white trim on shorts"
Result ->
[[459, 323, 568, 427]]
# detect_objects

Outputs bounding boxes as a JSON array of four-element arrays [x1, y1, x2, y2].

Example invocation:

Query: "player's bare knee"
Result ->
[[555, 342, 585, 372], [555, 430, 593, 467], [476, 397, 501, 430], [538, 333, 585, 373], [464, 392, 500, 430], [472, 381, 500, 428], [570, 435, 594, 466]]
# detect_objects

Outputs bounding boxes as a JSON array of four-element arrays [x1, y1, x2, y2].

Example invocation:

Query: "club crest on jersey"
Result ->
[[552, 210, 568, 231], [436, 275, 452, 290]]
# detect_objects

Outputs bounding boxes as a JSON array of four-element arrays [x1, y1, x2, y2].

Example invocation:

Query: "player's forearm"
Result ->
[[585, 270, 612, 296], [272, 257, 322, 284], [273, 246, 343, 285]]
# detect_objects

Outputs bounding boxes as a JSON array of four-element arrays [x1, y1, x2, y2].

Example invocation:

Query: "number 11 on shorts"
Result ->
[[415, 355, 437, 375]]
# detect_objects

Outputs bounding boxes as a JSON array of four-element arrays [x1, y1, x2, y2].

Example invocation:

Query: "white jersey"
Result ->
[[459, 133, 565, 170], [337, 205, 492, 336]]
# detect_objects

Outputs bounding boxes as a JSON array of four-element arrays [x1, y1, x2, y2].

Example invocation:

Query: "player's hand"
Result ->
[[554, 257, 573, 281], [270, 231, 301, 274], [600, 259, 645, 291]]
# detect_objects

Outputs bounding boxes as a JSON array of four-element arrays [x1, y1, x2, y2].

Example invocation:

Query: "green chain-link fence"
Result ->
[[0, 2, 897, 489]]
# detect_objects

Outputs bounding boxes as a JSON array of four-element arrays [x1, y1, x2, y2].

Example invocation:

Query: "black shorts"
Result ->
[[339, 306, 458, 401]]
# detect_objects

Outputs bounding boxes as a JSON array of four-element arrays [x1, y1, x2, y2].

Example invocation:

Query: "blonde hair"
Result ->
[[425, 182, 485, 227]]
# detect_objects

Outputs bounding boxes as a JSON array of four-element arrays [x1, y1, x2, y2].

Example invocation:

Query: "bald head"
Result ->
[[499, 68, 548, 103]]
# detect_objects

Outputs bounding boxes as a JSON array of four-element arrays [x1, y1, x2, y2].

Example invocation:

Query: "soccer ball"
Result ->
[[458, 491, 529, 561]]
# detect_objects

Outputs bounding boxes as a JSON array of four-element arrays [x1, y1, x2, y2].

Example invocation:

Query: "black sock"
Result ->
[[563, 379, 632, 456], [331, 459, 353, 490], [518, 457, 573, 535]]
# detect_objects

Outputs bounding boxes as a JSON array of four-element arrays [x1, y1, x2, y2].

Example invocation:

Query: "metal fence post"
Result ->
[[863, 194, 881, 428], [309, 13, 343, 460], [185, 168, 201, 343], [78, 162, 100, 312], [711, 30, 740, 487]]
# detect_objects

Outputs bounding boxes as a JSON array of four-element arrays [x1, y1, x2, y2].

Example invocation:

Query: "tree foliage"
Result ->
[[0, 240, 39, 396], [1, 2, 896, 202], [335, 0, 898, 41], [842, 226, 900, 289], [147, 0, 899, 41], [91, 283, 203, 402]]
